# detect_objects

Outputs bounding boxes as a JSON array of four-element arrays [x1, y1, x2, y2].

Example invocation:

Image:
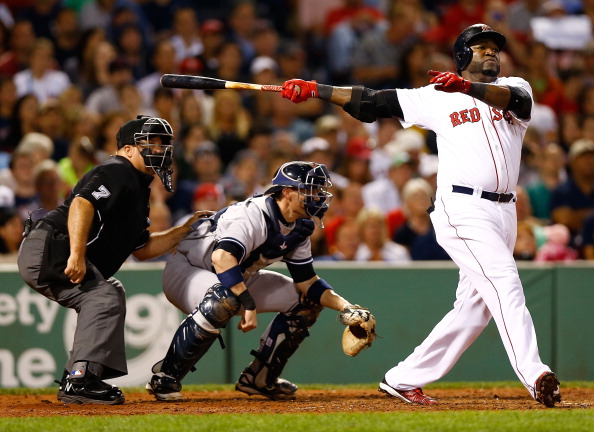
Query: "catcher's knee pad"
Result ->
[[199, 283, 241, 329], [247, 301, 322, 388], [158, 313, 219, 381]]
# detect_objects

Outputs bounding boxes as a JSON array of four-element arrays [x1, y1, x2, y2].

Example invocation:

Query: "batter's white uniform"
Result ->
[[162, 195, 312, 330], [384, 77, 550, 398]]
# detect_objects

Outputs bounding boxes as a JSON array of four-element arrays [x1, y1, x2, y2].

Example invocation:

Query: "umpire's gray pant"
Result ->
[[17, 225, 127, 379]]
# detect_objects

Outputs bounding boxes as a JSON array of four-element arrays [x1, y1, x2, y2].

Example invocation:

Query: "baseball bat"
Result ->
[[160, 74, 283, 92]]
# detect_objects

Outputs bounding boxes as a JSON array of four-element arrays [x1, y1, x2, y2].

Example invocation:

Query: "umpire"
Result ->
[[18, 115, 205, 405]]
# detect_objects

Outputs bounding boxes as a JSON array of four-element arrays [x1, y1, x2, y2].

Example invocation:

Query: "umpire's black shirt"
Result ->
[[44, 156, 153, 278]]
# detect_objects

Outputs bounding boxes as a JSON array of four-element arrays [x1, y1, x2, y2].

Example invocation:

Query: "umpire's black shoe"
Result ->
[[61, 373, 125, 405], [55, 369, 68, 402], [534, 371, 562, 408], [235, 369, 297, 401], [146, 372, 183, 401]]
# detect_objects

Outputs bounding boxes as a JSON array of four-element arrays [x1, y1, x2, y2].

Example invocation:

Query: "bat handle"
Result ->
[[261, 85, 283, 92]]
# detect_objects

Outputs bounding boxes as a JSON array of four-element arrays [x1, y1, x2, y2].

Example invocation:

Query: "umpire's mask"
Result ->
[[133, 117, 175, 192]]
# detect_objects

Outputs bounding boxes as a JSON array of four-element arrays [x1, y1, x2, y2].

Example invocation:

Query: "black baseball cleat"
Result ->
[[61, 373, 125, 405], [534, 371, 562, 408], [235, 369, 297, 401], [55, 369, 68, 402], [146, 372, 183, 401]]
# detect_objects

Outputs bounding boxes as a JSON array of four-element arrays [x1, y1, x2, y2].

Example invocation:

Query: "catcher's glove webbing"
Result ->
[[338, 305, 376, 357]]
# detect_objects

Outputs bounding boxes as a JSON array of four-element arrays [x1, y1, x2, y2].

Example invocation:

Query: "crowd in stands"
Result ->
[[0, 0, 594, 263]]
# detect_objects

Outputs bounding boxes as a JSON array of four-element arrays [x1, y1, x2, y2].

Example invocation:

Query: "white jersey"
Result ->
[[176, 195, 313, 280], [396, 76, 532, 193]]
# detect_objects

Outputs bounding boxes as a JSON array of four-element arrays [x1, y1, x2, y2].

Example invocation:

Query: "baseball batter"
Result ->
[[281, 24, 561, 407], [146, 161, 375, 401]]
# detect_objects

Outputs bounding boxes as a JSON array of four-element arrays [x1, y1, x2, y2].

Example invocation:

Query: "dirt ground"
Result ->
[[2, 387, 594, 417]]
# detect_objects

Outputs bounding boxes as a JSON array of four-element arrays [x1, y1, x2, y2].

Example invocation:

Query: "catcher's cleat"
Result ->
[[534, 371, 561, 408], [61, 373, 125, 405], [146, 372, 183, 401], [378, 378, 437, 405], [235, 369, 297, 401]]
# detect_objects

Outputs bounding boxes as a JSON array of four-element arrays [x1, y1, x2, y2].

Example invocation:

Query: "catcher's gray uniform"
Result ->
[[163, 195, 313, 320]]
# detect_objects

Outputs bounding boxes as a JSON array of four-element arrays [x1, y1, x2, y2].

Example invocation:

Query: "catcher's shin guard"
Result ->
[[158, 284, 241, 381], [240, 302, 322, 393], [158, 314, 219, 381]]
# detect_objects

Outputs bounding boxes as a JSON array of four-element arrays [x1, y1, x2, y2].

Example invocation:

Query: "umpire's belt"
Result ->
[[452, 185, 515, 203]]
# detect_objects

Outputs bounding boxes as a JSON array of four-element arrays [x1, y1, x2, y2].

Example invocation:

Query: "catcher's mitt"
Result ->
[[338, 305, 376, 357]]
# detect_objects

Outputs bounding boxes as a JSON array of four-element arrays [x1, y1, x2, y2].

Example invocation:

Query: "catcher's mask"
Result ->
[[266, 161, 333, 227], [453, 23, 506, 75], [133, 116, 175, 192]]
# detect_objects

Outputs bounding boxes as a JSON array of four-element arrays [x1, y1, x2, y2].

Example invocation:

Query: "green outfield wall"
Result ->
[[0, 261, 592, 388]]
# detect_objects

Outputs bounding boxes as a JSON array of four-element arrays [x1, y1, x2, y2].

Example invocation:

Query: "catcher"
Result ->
[[147, 161, 376, 401]]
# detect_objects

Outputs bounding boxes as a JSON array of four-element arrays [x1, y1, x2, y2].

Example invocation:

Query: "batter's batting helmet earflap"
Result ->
[[453, 23, 506, 75]]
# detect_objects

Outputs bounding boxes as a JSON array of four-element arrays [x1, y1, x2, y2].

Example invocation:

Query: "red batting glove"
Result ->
[[428, 70, 471, 94], [281, 79, 318, 103]]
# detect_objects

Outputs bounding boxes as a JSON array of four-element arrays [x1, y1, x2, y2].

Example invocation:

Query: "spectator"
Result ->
[[550, 138, 594, 240], [270, 90, 315, 144], [222, 149, 265, 201], [393, 178, 449, 261], [339, 136, 374, 185], [94, 111, 128, 163], [209, 40, 247, 84], [0, 206, 23, 255], [198, 18, 225, 74], [0, 148, 36, 208], [137, 39, 177, 109], [352, 5, 419, 89], [301, 137, 348, 190], [74, 30, 114, 98], [323, 181, 365, 252], [15, 132, 54, 167], [52, 7, 81, 72], [57, 136, 96, 190], [13, 38, 71, 104], [514, 220, 538, 261], [36, 102, 69, 161], [113, 23, 147, 80], [355, 207, 410, 262], [177, 182, 226, 226], [535, 223, 579, 262], [0, 78, 17, 149], [0, 19, 37, 77], [227, 0, 258, 72], [326, 0, 385, 84], [85, 58, 133, 117], [316, 218, 361, 261], [526, 142, 567, 221], [362, 151, 415, 214], [18, 158, 65, 221], [169, 7, 203, 63], [206, 89, 251, 169]]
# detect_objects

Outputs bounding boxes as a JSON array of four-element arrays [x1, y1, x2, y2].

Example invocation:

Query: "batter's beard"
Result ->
[[467, 60, 500, 78]]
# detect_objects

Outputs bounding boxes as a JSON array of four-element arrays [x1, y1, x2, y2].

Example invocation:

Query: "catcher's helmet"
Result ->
[[453, 24, 506, 75], [266, 161, 333, 221]]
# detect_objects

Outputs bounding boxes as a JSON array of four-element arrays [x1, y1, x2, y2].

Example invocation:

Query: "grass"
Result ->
[[1, 383, 593, 432], [1, 411, 594, 432]]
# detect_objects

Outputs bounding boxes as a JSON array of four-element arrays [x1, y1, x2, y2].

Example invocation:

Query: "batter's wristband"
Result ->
[[237, 290, 256, 311], [217, 265, 244, 289], [306, 278, 332, 304]]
